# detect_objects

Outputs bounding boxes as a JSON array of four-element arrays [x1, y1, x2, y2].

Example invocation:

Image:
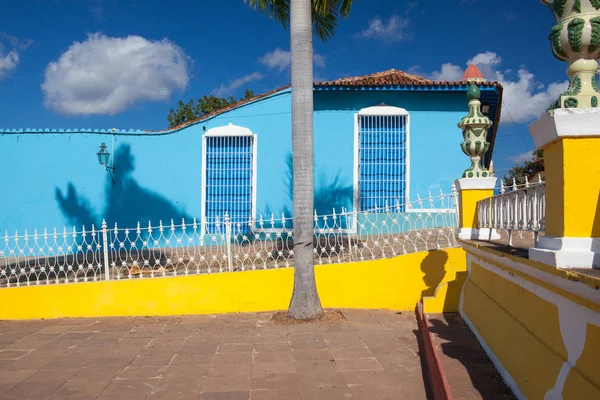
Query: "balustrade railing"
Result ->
[[477, 177, 546, 246], [0, 189, 459, 288]]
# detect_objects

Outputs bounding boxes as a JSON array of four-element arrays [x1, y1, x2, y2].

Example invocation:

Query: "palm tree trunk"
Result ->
[[288, 0, 323, 319]]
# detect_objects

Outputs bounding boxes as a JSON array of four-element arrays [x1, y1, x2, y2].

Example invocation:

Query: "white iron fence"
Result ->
[[477, 178, 546, 246], [0, 190, 459, 288]]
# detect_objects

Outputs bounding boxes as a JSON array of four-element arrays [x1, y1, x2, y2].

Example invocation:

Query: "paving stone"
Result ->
[[330, 346, 373, 359], [202, 375, 251, 392], [335, 357, 382, 372], [148, 392, 201, 400], [324, 338, 366, 349], [25, 366, 81, 382], [130, 353, 176, 366], [211, 352, 252, 365], [99, 378, 159, 398], [199, 391, 249, 400], [294, 359, 338, 374], [252, 342, 291, 352], [119, 365, 166, 379], [208, 362, 252, 377], [348, 384, 410, 400], [252, 351, 293, 363], [250, 388, 302, 400], [148, 393, 201, 400], [250, 373, 299, 390], [48, 379, 112, 398], [0, 369, 37, 385], [298, 386, 354, 400], [290, 349, 332, 361], [164, 364, 209, 379], [153, 376, 204, 394], [216, 343, 253, 353], [71, 365, 125, 381], [251, 361, 296, 377], [1, 378, 65, 399], [172, 353, 214, 365]]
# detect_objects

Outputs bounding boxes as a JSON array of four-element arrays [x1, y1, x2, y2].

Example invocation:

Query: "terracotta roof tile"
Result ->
[[314, 68, 502, 89]]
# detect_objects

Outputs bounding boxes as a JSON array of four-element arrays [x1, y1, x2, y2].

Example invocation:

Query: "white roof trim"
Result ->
[[204, 123, 253, 137], [358, 105, 409, 116]]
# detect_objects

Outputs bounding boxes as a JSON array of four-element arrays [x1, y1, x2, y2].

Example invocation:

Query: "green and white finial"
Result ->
[[542, 0, 600, 109], [458, 84, 493, 179]]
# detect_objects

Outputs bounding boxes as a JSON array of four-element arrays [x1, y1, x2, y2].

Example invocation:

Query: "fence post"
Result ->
[[225, 213, 233, 273], [101, 219, 110, 281]]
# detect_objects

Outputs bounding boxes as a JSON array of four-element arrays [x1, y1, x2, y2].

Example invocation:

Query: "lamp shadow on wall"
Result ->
[[55, 144, 192, 230]]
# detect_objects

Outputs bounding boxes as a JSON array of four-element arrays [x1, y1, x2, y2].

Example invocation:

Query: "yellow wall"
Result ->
[[458, 189, 494, 229], [0, 248, 466, 320], [461, 243, 600, 399], [544, 138, 600, 237]]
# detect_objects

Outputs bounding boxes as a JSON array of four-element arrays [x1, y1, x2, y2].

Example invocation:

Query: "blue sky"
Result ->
[[0, 0, 567, 175]]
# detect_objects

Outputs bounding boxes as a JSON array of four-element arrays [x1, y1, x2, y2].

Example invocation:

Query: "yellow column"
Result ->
[[455, 177, 499, 240], [529, 108, 600, 268]]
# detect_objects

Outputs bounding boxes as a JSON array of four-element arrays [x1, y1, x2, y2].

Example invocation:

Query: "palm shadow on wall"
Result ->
[[262, 152, 353, 226], [55, 144, 192, 229]]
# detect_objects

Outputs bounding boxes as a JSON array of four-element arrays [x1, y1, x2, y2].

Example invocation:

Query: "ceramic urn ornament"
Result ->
[[542, 0, 600, 109]]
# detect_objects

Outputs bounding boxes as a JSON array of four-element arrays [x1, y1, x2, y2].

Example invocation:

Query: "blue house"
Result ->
[[0, 68, 502, 236]]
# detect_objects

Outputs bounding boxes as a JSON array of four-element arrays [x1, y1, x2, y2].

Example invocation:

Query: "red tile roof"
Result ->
[[163, 68, 502, 133], [315, 68, 501, 88]]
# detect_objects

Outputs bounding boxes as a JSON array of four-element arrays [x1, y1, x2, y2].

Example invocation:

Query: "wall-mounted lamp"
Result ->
[[97, 142, 115, 184], [482, 104, 490, 115]]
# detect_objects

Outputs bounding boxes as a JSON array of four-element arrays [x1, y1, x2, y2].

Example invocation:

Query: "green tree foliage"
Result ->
[[503, 149, 544, 186], [167, 89, 255, 128]]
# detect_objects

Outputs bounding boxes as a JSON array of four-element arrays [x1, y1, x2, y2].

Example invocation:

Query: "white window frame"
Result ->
[[201, 123, 257, 235], [353, 105, 411, 215]]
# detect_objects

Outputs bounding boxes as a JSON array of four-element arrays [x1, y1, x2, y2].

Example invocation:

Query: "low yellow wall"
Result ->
[[0, 248, 466, 320], [460, 241, 600, 399]]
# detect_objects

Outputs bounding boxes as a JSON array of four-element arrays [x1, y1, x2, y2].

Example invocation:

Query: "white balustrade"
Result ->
[[0, 189, 460, 288], [477, 177, 546, 246]]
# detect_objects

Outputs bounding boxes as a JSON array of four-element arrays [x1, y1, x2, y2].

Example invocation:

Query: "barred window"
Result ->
[[202, 124, 256, 234], [356, 107, 409, 212]]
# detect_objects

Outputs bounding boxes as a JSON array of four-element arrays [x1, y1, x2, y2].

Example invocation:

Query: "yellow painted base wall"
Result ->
[[458, 189, 495, 229], [461, 243, 600, 399], [544, 138, 600, 237], [0, 248, 466, 320]]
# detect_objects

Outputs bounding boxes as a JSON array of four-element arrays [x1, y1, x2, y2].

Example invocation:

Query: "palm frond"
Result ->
[[311, 4, 337, 42], [245, 0, 290, 30], [245, 0, 353, 41]]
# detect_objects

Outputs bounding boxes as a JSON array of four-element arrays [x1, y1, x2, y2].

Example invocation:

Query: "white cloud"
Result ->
[[313, 54, 326, 69], [429, 63, 464, 82], [0, 33, 33, 80], [259, 48, 326, 71], [259, 48, 290, 71], [357, 15, 410, 42], [211, 72, 265, 97], [412, 51, 569, 124], [0, 50, 19, 79], [42, 33, 191, 116], [508, 150, 535, 164]]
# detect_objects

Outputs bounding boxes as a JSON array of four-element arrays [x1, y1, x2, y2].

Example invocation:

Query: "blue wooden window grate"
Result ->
[[358, 115, 407, 212], [204, 135, 253, 234]]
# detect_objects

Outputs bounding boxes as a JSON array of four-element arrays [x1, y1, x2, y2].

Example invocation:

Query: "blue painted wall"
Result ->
[[0, 87, 479, 235]]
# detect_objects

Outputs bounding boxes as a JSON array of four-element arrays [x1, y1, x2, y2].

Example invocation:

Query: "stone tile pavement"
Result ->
[[0, 310, 429, 399]]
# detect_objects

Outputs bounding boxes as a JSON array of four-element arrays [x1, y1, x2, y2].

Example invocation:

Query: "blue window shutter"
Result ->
[[204, 135, 254, 234], [358, 115, 407, 212]]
